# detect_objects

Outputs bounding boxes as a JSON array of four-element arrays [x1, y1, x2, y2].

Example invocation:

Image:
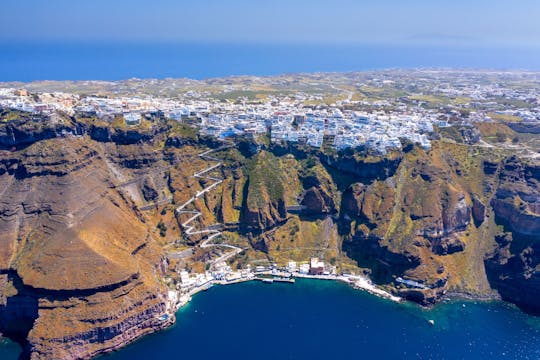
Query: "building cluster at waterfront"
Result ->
[[165, 257, 402, 312]]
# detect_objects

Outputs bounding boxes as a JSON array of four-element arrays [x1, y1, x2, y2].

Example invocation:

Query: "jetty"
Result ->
[[170, 269, 401, 313]]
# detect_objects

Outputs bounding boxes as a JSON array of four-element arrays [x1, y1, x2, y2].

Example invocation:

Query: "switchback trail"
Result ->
[[174, 142, 243, 265]]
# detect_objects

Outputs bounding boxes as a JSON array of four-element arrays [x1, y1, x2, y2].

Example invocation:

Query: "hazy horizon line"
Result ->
[[2, 67, 540, 86]]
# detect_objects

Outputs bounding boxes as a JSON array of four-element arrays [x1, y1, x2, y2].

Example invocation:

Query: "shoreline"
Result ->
[[168, 271, 512, 317], [89, 279, 524, 360], [442, 291, 501, 303], [1, 275, 532, 360], [170, 271, 402, 313]]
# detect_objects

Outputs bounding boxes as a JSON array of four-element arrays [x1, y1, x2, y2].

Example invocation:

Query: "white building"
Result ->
[[287, 261, 297, 273], [299, 263, 310, 274], [124, 112, 141, 125]]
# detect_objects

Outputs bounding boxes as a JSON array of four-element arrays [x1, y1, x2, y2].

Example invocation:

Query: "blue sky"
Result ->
[[1, 0, 539, 47]]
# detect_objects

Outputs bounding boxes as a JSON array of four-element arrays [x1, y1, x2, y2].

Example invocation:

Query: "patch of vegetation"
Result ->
[[0, 109, 32, 123], [475, 123, 517, 144], [487, 112, 522, 123], [304, 156, 317, 169], [495, 132, 507, 143], [169, 121, 198, 139], [212, 90, 293, 102], [438, 126, 464, 143], [289, 223, 300, 236], [491, 97, 533, 109], [157, 219, 167, 237], [245, 151, 285, 207]]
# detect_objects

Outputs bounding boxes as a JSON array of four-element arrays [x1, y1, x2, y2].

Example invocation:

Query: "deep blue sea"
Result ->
[[1, 42, 540, 82], [3, 279, 539, 360]]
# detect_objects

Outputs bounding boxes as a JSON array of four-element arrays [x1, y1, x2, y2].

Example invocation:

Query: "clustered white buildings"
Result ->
[[4, 73, 539, 154], [201, 104, 436, 153], [0, 87, 437, 153], [0, 88, 189, 121], [272, 111, 434, 153], [174, 257, 337, 295]]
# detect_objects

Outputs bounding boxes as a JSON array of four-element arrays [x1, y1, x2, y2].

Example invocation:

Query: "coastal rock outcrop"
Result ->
[[485, 157, 540, 314], [339, 143, 495, 304]]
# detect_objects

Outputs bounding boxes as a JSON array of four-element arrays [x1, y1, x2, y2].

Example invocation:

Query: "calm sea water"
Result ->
[[0, 338, 21, 360], [2, 279, 540, 359], [1, 42, 540, 82]]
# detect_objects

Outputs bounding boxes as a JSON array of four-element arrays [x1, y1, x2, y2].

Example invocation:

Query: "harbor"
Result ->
[[168, 260, 401, 314]]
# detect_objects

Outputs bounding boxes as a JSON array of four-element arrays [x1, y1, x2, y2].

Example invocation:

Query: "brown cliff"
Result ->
[[240, 151, 288, 238], [339, 143, 497, 304], [0, 133, 172, 359]]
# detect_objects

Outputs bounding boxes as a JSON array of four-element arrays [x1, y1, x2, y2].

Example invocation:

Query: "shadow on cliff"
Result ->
[[0, 272, 39, 359], [484, 228, 540, 316]]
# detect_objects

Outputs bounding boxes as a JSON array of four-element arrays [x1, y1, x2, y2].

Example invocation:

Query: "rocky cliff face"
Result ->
[[88, 124, 168, 145], [0, 112, 83, 149], [0, 112, 167, 151], [336, 143, 499, 304], [2, 112, 540, 358], [230, 141, 538, 310], [239, 152, 288, 250], [340, 180, 422, 283], [299, 165, 337, 215], [321, 151, 402, 184], [0, 121, 172, 359], [485, 157, 540, 314]]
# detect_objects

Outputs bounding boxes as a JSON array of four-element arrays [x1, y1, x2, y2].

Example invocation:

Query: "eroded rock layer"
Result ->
[[0, 134, 171, 359]]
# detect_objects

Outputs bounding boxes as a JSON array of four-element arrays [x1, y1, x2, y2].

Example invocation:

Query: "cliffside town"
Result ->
[[0, 70, 539, 359]]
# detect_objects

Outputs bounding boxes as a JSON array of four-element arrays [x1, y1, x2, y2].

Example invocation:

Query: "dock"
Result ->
[[172, 270, 401, 312]]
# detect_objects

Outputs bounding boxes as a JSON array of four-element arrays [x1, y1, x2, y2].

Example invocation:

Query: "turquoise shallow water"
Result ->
[[0, 337, 22, 359], [2, 279, 540, 359]]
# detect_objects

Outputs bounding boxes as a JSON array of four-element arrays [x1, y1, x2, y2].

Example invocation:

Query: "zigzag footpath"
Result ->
[[175, 142, 243, 265]]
